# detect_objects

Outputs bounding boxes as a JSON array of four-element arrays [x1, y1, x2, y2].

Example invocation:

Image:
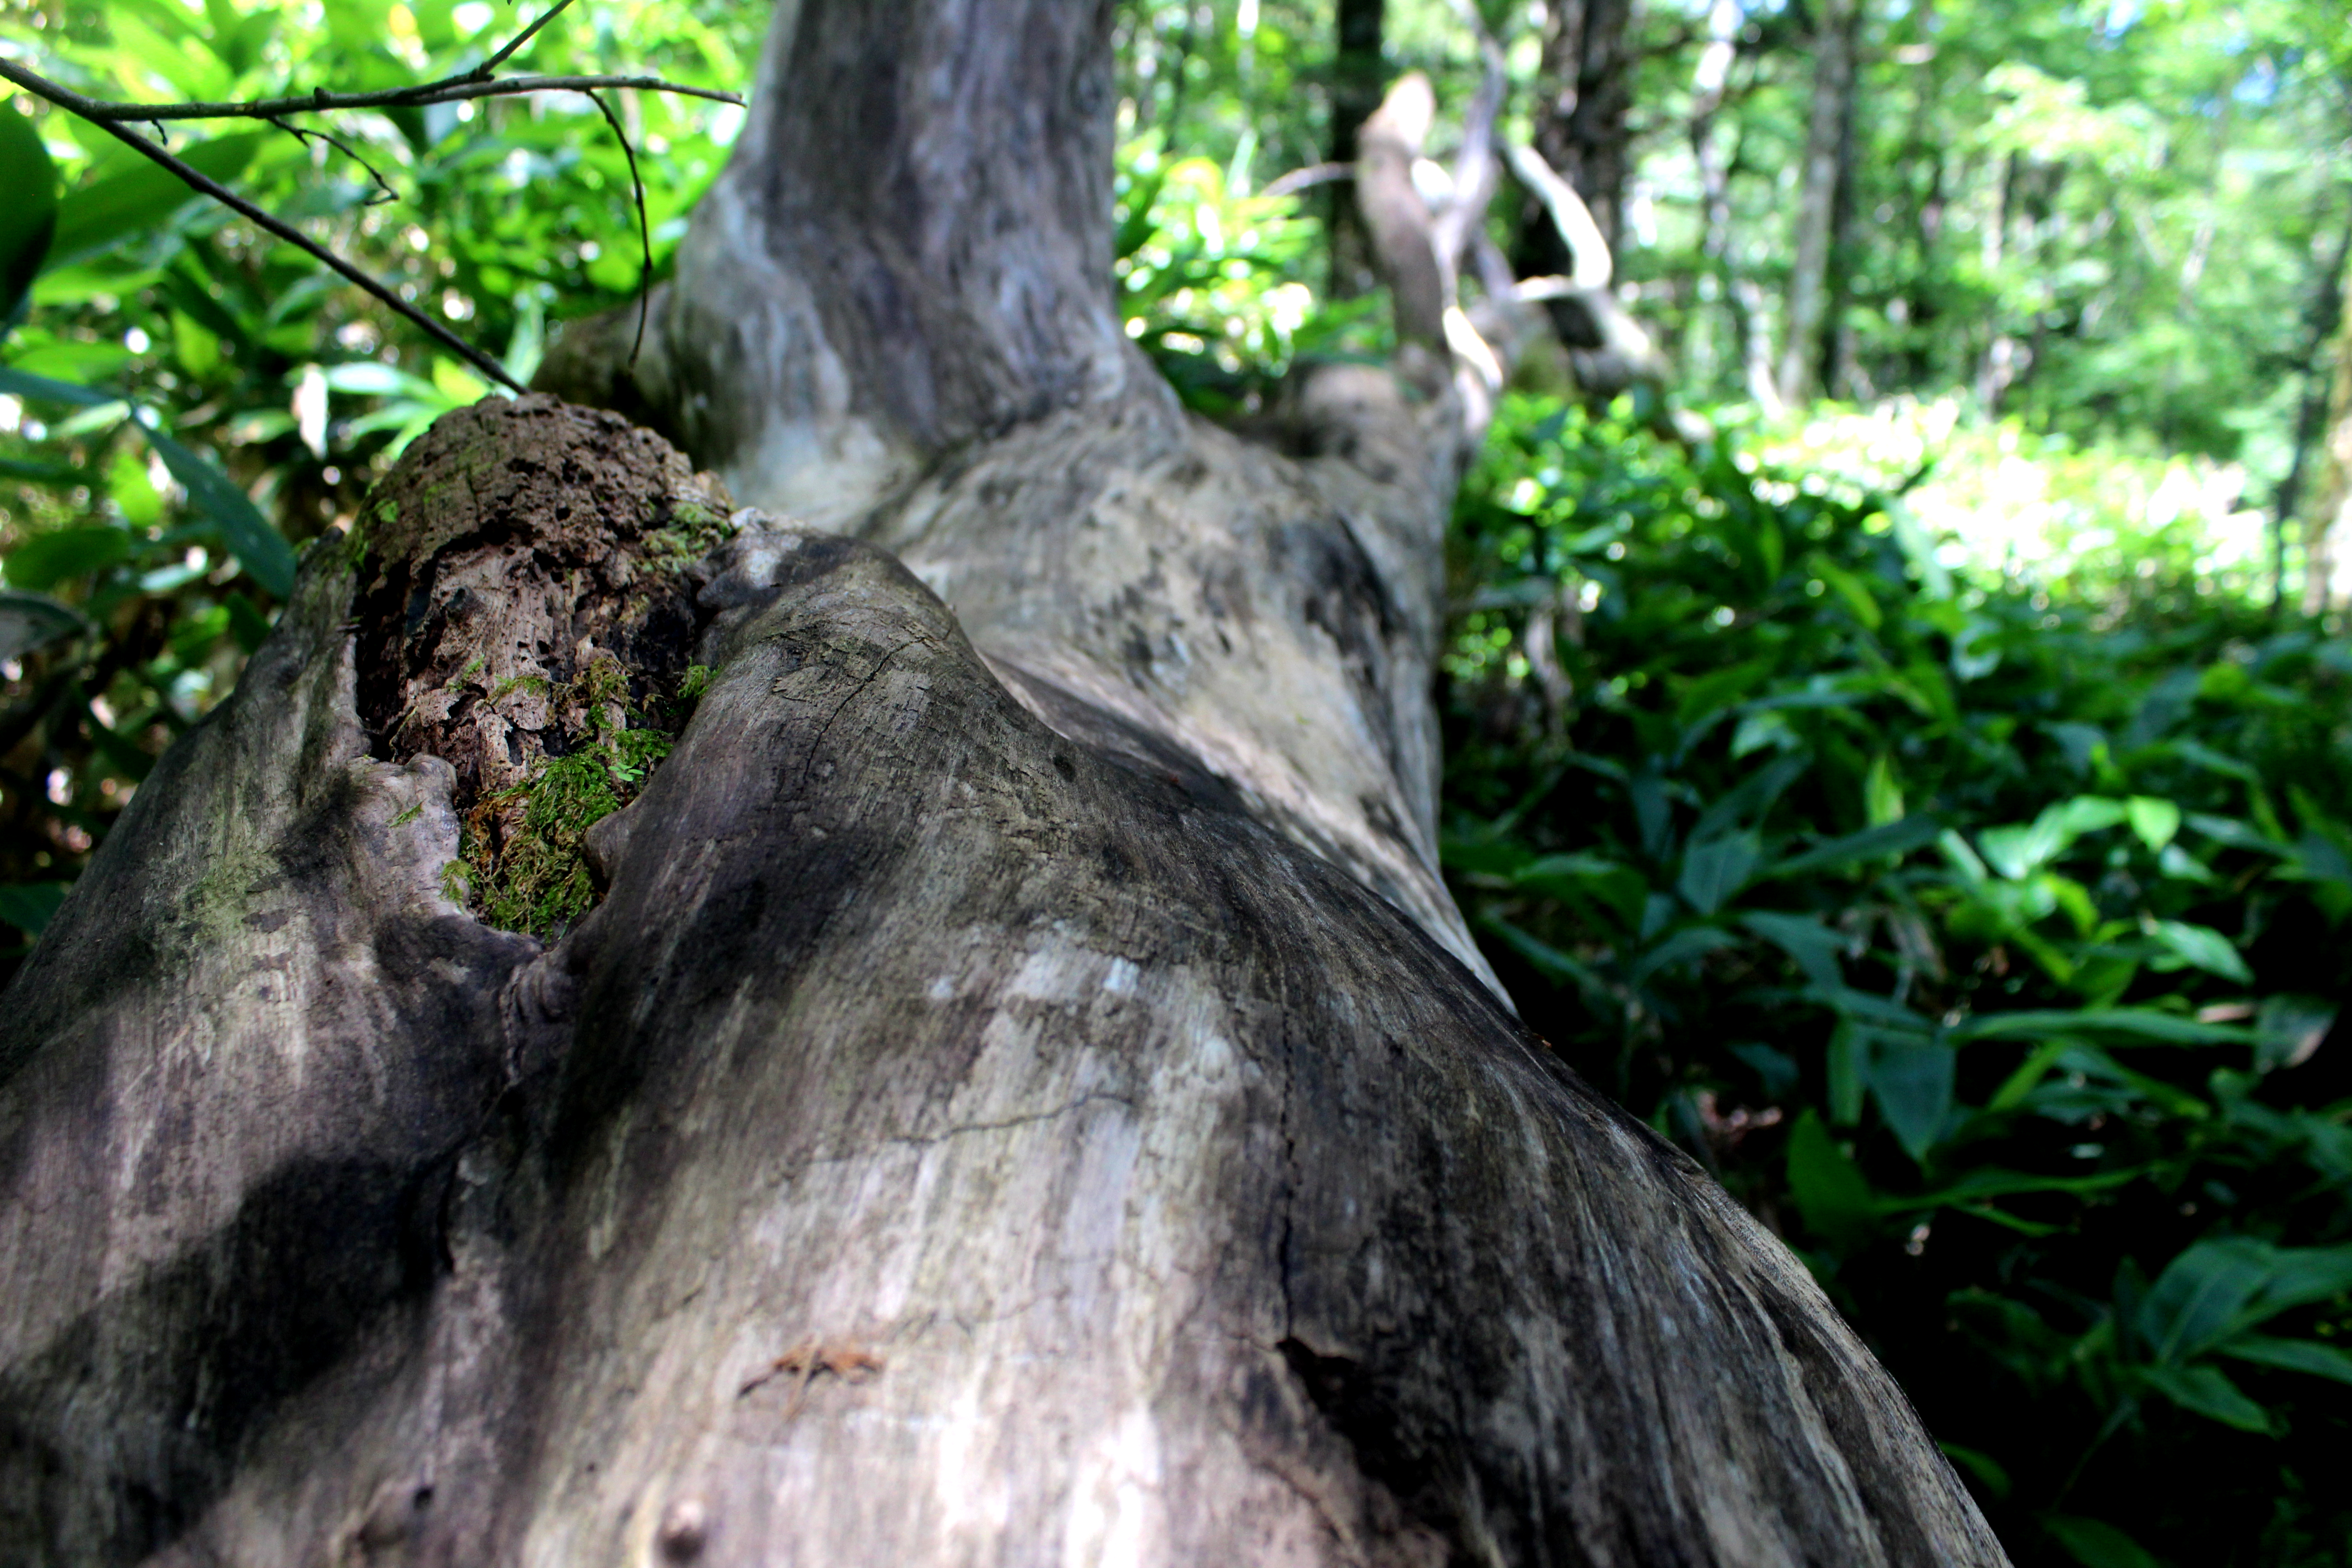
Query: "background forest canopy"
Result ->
[[1, 0, 2351, 1566]]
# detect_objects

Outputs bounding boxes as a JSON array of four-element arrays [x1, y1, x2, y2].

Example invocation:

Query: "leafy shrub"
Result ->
[[1444, 393, 2352, 1567]]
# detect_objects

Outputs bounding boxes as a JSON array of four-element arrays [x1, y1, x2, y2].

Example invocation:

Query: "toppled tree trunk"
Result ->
[[0, 2, 2007, 1564]]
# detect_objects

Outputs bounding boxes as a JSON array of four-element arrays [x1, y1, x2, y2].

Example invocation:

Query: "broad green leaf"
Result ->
[[2138, 1237, 2352, 1360], [2217, 1334, 2352, 1387], [1628, 924, 1739, 985], [1863, 754, 1904, 828], [0, 366, 118, 406], [46, 133, 267, 270], [108, 444, 163, 528], [1786, 1110, 1876, 1248], [1869, 1036, 1956, 1161], [4, 527, 131, 591], [1948, 1009, 2254, 1046], [2140, 1362, 2271, 1431], [0, 100, 59, 326], [0, 881, 69, 936], [2126, 795, 2182, 851], [1937, 1443, 2009, 1499], [2144, 919, 2252, 984], [1677, 832, 1761, 914], [2044, 1515, 2166, 1568], [1739, 910, 1844, 991], [1885, 1163, 2144, 1210], [138, 423, 297, 598], [1766, 817, 1942, 879]]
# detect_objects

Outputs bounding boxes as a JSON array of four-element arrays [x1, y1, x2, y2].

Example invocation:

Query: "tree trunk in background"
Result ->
[[2278, 195, 2352, 610], [2310, 299, 2352, 612], [1821, 32, 1867, 402], [0, 1, 2009, 1563], [1327, 0, 1387, 298], [1521, 0, 1637, 290], [1690, 0, 1784, 412], [1777, 0, 1859, 407]]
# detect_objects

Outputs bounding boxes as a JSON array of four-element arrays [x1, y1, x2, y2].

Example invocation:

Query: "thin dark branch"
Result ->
[[582, 89, 653, 365], [478, 0, 578, 76], [0, 61, 522, 392], [0, 60, 741, 122], [266, 116, 398, 207]]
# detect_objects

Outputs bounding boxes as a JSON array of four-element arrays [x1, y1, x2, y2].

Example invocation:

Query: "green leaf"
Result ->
[[46, 132, 267, 270], [1937, 1443, 2009, 1499], [1786, 1110, 1877, 1248], [1765, 816, 1942, 879], [1869, 1036, 1956, 1161], [0, 366, 118, 406], [1739, 910, 1844, 991], [4, 526, 132, 591], [2044, 1514, 2166, 1568], [1678, 832, 1761, 914], [1948, 1009, 2254, 1046], [0, 880, 69, 936], [138, 423, 297, 598], [2217, 1334, 2352, 1387], [2143, 919, 2252, 984], [0, 100, 59, 326], [1863, 754, 1904, 827], [2140, 1362, 2272, 1431], [2126, 795, 2182, 851]]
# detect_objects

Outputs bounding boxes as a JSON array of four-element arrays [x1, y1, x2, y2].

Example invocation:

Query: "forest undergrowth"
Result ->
[[1441, 394, 2352, 1568]]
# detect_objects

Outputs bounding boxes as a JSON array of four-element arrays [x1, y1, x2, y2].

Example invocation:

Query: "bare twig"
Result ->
[[0, 61, 523, 392], [266, 116, 398, 207], [0, 61, 742, 122], [581, 89, 653, 364], [1261, 162, 1354, 200], [479, 0, 578, 76]]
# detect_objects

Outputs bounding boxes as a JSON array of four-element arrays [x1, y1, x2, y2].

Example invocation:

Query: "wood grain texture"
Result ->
[[1, 496, 2005, 1564], [0, 0, 2011, 1560]]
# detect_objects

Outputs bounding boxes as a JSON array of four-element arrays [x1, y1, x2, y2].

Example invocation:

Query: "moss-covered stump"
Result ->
[[352, 394, 731, 934]]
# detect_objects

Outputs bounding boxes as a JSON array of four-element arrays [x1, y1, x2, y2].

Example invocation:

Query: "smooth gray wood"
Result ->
[[0, 2, 2008, 1563]]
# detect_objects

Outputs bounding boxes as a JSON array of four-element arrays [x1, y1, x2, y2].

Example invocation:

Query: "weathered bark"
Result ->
[[0, 1, 2009, 1563], [1776, 0, 1860, 407]]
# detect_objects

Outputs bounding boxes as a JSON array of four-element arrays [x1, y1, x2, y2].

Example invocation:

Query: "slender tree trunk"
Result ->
[[1691, 2, 1783, 413], [2277, 193, 2352, 611], [0, 2, 2008, 1563], [1822, 32, 1866, 402], [1778, 0, 1860, 407], [1327, 0, 1387, 299], [2307, 301, 2352, 615]]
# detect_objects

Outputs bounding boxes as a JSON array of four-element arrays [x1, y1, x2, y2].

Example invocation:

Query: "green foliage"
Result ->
[[1112, 130, 1386, 414], [1446, 392, 2352, 1564]]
